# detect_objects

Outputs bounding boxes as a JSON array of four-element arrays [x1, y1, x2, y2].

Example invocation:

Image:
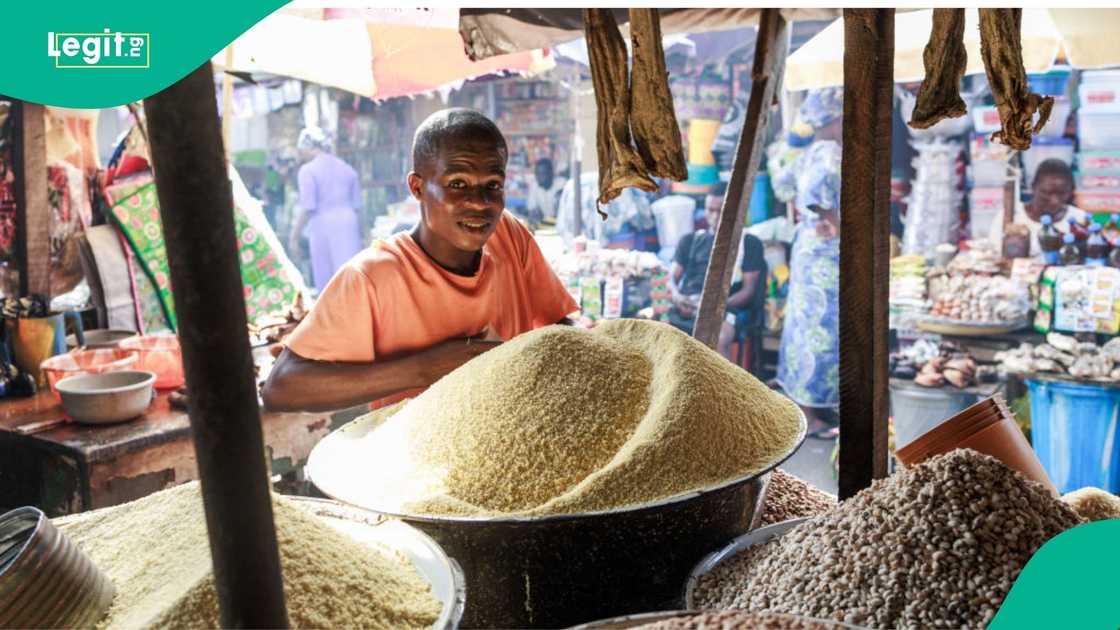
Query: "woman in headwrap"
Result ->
[[776, 88, 843, 439], [290, 126, 364, 292]]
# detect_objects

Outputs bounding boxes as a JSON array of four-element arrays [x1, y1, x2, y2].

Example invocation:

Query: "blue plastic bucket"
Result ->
[[1026, 378, 1120, 494], [748, 173, 772, 226]]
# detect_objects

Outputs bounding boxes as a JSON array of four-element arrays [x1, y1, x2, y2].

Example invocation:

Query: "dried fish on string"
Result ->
[[584, 9, 658, 211], [628, 9, 687, 182], [979, 8, 1053, 150], [909, 8, 968, 130]]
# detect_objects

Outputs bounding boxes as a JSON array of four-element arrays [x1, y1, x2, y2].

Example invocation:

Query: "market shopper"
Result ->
[[988, 158, 1088, 256], [263, 109, 578, 412], [289, 126, 365, 293], [668, 182, 767, 362], [525, 158, 566, 230], [775, 88, 844, 439]]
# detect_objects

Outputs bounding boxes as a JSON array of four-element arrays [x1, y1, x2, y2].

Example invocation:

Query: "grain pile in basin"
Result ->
[[694, 449, 1082, 629], [58, 482, 441, 630], [358, 319, 803, 517]]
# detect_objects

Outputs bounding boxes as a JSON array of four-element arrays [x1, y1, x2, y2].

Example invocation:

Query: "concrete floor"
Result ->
[[781, 434, 839, 496]]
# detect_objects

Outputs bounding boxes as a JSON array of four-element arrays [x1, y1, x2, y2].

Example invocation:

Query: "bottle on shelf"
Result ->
[[1038, 215, 1062, 265], [1109, 237, 1120, 268], [1060, 233, 1084, 266], [1068, 216, 1090, 244], [1086, 223, 1110, 267]]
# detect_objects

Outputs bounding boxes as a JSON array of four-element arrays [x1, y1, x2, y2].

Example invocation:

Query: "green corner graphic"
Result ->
[[991, 519, 1120, 629], [2, 1, 287, 107]]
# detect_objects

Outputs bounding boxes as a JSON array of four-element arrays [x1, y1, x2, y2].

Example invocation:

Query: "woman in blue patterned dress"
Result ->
[[776, 88, 843, 438]]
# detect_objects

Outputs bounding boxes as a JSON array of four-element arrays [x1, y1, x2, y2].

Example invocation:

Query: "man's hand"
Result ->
[[421, 336, 501, 382], [672, 294, 697, 319]]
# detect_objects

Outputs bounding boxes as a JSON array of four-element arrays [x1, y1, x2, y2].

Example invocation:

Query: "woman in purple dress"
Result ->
[[290, 126, 364, 292]]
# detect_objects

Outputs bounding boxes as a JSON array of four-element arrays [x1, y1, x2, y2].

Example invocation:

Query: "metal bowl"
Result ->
[[0, 506, 116, 628], [683, 518, 808, 610], [55, 370, 156, 424], [572, 609, 863, 630], [307, 410, 806, 628]]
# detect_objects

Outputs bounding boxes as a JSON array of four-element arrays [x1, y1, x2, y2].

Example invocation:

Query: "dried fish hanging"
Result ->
[[908, 8, 1053, 150], [978, 8, 1053, 151], [909, 8, 968, 129], [582, 9, 686, 213]]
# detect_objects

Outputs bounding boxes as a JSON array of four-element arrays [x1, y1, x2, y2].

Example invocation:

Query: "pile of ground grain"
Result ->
[[1061, 487, 1120, 522], [360, 320, 803, 516], [760, 469, 837, 526], [59, 483, 440, 629], [694, 449, 1082, 629], [634, 611, 849, 630]]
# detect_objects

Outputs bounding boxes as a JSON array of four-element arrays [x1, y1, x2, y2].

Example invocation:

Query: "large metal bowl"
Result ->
[[570, 609, 862, 630], [286, 497, 465, 630], [55, 370, 156, 424], [307, 410, 806, 628]]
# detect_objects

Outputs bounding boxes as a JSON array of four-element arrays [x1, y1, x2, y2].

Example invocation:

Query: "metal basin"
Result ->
[[56, 370, 155, 424], [307, 411, 806, 628], [287, 497, 465, 630], [683, 517, 808, 609]]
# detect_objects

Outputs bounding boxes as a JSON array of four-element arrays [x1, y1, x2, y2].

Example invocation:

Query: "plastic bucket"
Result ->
[[896, 396, 1057, 496], [1026, 378, 1120, 494], [890, 385, 982, 450], [748, 174, 772, 225]]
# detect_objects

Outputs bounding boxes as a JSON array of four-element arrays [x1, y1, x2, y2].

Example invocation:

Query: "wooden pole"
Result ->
[[222, 46, 235, 160], [143, 62, 290, 628], [11, 101, 50, 298], [693, 9, 789, 348], [838, 9, 893, 499]]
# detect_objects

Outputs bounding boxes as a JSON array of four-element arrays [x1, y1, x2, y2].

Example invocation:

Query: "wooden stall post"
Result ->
[[143, 63, 289, 628], [11, 101, 50, 298], [693, 9, 789, 348], [838, 9, 893, 499]]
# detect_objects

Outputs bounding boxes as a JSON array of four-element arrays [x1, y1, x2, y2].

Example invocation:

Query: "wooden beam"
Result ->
[[143, 63, 289, 629], [694, 9, 788, 348], [12, 101, 49, 298], [839, 9, 893, 499]]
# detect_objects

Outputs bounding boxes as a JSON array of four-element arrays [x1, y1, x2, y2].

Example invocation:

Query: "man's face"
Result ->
[[704, 194, 723, 230], [408, 137, 507, 253], [535, 162, 554, 189], [1031, 174, 1074, 217]]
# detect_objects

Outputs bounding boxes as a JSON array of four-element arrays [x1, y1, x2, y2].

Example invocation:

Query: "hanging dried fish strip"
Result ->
[[583, 9, 658, 209], [909, 8, 968, 129], [628, 9, 688, 182], [979, 8, 1053, 150]]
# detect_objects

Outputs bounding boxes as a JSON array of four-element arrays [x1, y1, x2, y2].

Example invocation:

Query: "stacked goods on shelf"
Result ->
[[968, 133, 1014, 242], [1022, 67, 1075, 186], [925, 242, 1031, 326], [1035, 265, 1120, 334], [549, 244, 668, 325], [902, 139, 965, 255], [889, 255, 928, 330], [1075, 70, 1120, 216]]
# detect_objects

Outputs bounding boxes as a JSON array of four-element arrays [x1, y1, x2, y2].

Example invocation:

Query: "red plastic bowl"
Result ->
[[119, 334, 185, 390], [40, 349, 139, 398]]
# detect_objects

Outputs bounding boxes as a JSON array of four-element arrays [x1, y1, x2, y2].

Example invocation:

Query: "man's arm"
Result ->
[[727, 271, 762, 309], [262, 338, 499, 412]]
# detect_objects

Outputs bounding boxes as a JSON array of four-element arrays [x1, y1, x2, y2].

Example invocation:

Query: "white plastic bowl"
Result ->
[[55, 370, 156, 425]]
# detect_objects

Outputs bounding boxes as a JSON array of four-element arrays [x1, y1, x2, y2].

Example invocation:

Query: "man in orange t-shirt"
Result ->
[[262, 109, 578, 412]]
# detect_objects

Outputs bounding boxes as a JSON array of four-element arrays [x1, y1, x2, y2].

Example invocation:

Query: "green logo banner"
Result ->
[[2, 2, 287, 107], [991, 519, 1120, 629]]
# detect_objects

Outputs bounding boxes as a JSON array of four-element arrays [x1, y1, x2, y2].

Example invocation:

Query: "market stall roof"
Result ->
[[785, 9, 1120, 92], [212, 8, 554, 100], [458, 8, 841, 61]]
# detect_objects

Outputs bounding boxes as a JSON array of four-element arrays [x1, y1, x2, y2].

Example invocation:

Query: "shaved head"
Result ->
[[412, 108, 508, 173]]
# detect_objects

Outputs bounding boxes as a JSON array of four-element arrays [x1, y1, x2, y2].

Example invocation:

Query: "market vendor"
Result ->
[[525, 158, 567, 230], [989, 158, 1087, 256], [262, 109, 578, 412], [668, 182, 767, 361]]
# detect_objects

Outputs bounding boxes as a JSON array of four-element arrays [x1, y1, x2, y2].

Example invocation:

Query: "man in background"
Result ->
[[525, 158, 566, 230]]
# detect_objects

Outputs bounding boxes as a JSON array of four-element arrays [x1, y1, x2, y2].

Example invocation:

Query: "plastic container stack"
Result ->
[[903, 139, 965, 256], [1075, 70, 1120, 215]]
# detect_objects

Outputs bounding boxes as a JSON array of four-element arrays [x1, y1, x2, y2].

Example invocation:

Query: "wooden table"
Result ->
[[0, 390, 365, 517]]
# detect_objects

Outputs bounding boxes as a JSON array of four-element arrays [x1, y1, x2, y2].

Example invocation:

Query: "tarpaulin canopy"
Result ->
[[213, 8, 554, 100], [458, 8, 841, 62], [784, 9, 1120, 92]]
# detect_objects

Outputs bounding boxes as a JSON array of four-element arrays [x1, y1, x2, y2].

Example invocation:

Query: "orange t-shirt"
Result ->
[[286, 211, 578, 367]]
